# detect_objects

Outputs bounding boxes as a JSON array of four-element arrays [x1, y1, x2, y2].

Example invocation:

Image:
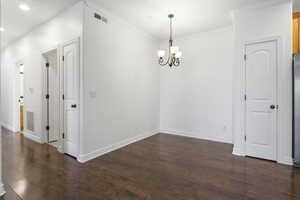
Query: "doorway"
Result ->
[[62, 40, 80, 158], [43, 49, 60, 147], [244, 39, 278, 161], [41, 39, 80, 158], [19, 64, 25, 132]]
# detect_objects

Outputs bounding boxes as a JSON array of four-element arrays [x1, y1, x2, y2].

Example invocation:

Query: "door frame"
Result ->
[[232, 35, 287, 163], [41, 45, 61, 149], [13, 61, 25, 133], [61, 37, 81, 158], [243, 38, 279, 161], [40, 37, 81, 157]]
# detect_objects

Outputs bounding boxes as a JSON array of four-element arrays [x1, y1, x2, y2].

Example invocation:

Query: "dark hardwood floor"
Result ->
[[1, 128, 300, 200]]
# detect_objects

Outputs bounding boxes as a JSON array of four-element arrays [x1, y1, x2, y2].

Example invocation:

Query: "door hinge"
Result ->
[[244, 135, 247, 141], [46, 62, 50, 68], [62, 56, 65, 61], [244, 95, 247, 101], [62, 94, 65, 100], [46, 126, 50, 131], [62, 133, 65, 139], [46, 94, 50, 99], [244, 54, 247, 60]]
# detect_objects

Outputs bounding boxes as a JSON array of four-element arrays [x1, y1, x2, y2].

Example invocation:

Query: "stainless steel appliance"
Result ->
[[293, 54, 300, 167]]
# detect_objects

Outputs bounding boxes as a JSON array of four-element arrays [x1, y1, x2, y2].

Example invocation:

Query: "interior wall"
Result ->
[[79, 2, 160, 162], [0, 57, 14, 131], [1, 2, 83, 142], [0, 0, 4, 195], [160, 27, 234, 144], [0, 125, 3, 196], [232, 0, 293, 165]]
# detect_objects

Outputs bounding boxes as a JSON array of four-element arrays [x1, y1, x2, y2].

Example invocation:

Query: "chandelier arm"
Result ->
[[174, 59, 180, 67], [167, 57, 173, 67], [159, 54, 171, 66], [160, 36, 173, 66]]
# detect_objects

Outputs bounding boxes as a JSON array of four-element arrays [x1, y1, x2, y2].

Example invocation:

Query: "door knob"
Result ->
[[71, 104, 77, 108], [270, 105, 276, 110]]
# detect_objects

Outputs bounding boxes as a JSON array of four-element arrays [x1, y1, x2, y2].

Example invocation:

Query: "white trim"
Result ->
[[77, 130, 158, 163], [40, 45, 60, 56], [80, 5, 86, 158], [234, 36, 281, 157], [23, 131, 42, 144], [0, 183, 5, 197], [160, 130, 233, 144], [61, 37, 81, 158], [41, 46, 61, 150], [244, 38, 279, 161], [278, 156, 293, 166], [232, 150, 293, 165], [12, 60, 24, 133], [1, 122, 16, 132], [233, 35, 293, 165], [232, 147, 246, 156]]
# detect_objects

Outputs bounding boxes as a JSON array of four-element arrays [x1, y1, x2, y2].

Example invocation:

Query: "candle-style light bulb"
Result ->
[[157, 50, 165, 57], [175, 51, 182, 58], [170, 46, 179, 54]]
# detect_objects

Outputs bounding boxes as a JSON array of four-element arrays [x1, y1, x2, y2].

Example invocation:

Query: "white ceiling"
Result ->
[[89, 0, 279, 40], [1, 0, 80, 47], [1, 0, 290, 47]]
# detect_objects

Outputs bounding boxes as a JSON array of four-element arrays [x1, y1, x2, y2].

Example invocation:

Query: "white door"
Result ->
[[245, 40, 277, 161], [63, 41, 79, 157], [48, 53, 60, 143]]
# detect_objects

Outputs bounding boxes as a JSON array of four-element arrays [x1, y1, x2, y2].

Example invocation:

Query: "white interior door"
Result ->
[[48, 52, 60, 143], [63, 41, 79, 157], [245, 40, 277, 161]]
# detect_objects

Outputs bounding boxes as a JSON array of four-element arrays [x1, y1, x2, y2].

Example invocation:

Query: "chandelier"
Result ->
[[157, 14, 182, 67]]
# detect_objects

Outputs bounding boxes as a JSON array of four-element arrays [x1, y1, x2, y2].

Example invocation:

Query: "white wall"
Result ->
[[0, 0, 293, 167], [1, 2, 84, 142], [0, 0, 5, 195], [232, 0, 293, 165], [78, 2, 160, 162], [0, 126, 3, 196], [160, 27, 234, 144]]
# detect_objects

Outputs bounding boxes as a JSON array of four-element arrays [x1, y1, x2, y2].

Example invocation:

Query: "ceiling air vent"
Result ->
[[94, 13, 108, 24]]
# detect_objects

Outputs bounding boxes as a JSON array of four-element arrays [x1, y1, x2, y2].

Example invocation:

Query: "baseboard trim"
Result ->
[[232, 147, 245, 157], [1, 122, 16, 132], [78, 130, 158, 163], [23, 132, 42, 144], [278, 156, 293, 166], [232, 148, 293, 166], [160, 129, 233, 144], [0, 183, 5, 197]]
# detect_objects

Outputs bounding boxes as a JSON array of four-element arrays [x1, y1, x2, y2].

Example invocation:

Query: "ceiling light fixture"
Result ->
[[19, 3, 31, 11], [0, 27, 4, 32], [157, 14, 182, 67]]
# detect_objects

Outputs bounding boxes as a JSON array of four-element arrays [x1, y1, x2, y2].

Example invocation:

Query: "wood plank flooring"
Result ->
[[2, 128, 300, 200]]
